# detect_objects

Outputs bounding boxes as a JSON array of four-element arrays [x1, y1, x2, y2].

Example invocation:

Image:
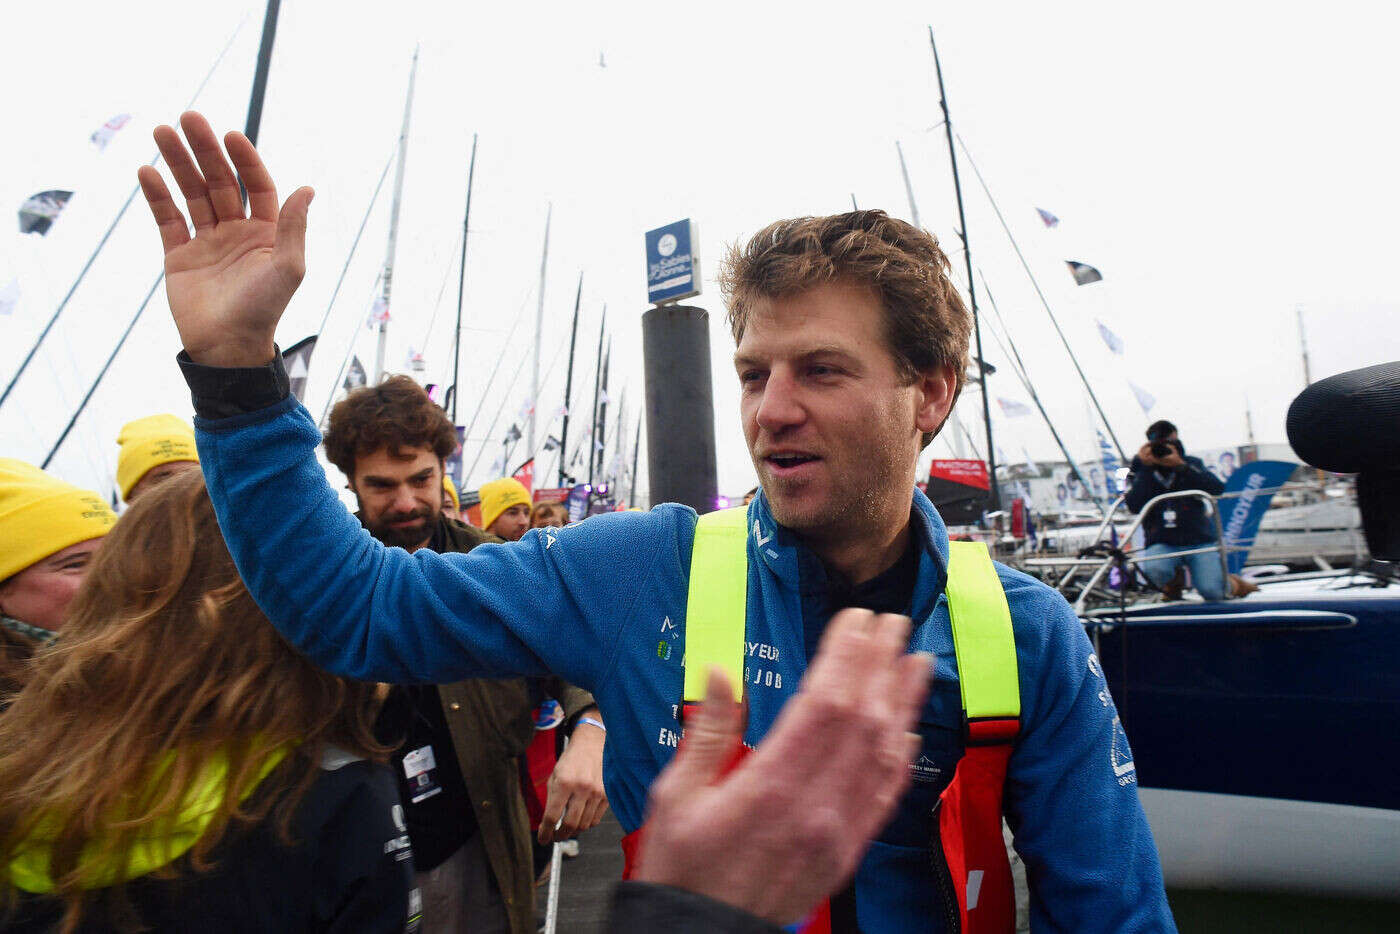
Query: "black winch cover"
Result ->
[[1287, 361, 1400, 561]]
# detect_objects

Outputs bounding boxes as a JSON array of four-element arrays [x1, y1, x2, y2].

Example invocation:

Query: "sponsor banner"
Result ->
[[928, 459, 989, 491], [927, 459, 989, 525], [533, 486, 570, 504], [1219, 460, 1298, 574]]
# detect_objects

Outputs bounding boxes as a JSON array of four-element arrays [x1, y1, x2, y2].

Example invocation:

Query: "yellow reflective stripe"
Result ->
[[683, 507, 750, 703], [945, 541, 1021, 720]]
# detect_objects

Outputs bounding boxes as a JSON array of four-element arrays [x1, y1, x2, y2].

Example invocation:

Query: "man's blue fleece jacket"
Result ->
[[195, 396, 1175, 933]]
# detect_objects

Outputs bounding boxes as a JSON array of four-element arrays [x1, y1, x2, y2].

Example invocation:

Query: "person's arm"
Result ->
[[540, 702, 609, 843], [1123, 453, 1158, 514], [1001, 576, 1177, 932], [138, 115, 667, 689], [193, 392, 666, 687], [538, 682, 609, 843], [1181, 457, 1226, 496]]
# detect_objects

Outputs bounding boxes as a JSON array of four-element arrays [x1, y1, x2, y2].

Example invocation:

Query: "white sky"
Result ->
[[3, 0, 1398, 503]]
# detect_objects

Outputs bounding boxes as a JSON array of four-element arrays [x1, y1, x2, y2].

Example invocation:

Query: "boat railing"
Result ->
[[1063, 482, 1350, 613]]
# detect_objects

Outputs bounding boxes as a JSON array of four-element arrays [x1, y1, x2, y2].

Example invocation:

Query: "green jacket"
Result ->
[[418, 517, 596, 934]]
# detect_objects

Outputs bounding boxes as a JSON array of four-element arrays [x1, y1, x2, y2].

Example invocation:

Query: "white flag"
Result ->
[[1128, 381, 1156, 415], [0, 277, 18, 316], [1095, 319, 1125, 355], [997, 397, 1033, 418]]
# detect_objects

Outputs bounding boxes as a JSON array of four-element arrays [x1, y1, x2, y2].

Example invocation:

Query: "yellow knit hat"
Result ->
[[478, 478, 531, 531], [116, 414, 199, 499], [442, 475, 460, 511], [0, 459, 117, 582]]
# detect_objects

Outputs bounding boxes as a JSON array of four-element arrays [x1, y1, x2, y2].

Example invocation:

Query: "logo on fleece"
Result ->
[[1111, 716, 1136, 785]]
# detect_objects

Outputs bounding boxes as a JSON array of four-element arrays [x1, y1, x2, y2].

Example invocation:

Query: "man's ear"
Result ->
[[914, 365, 958, 437]]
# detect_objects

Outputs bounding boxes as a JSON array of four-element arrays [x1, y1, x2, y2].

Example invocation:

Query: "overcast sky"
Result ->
[[3, 0, 1397, 502]]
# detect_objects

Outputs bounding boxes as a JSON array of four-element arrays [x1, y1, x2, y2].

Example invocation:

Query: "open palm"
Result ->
[[138, 111, 313, 367]]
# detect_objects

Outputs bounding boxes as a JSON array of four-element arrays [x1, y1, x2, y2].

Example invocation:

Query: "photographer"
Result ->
[[1125, 420, 1232, 601]]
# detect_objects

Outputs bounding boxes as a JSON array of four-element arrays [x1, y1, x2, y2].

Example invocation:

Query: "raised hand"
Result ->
[[137, 111, 313, 367]]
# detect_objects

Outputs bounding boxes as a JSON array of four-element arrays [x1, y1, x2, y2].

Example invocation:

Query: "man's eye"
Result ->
[[740, 371, 763, 384]]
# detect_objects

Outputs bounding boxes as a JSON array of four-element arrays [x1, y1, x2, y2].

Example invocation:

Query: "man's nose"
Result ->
[[392, 487, 418, 513], [754, 370, 805, 434]]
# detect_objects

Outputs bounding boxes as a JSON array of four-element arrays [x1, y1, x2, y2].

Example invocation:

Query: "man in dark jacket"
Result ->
[[1124, 419, 1230, 600], [323, 377, 606, 934]]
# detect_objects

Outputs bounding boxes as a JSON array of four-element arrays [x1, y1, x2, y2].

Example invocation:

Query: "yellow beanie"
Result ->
[[116, 414, 199, 499], [0, 459, 117, 582], [442, 475, 460, 511], [478, 478, 531, 531]]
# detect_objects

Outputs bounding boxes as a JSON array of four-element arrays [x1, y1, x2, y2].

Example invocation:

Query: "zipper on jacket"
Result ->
[[929, 800, 961, 934]]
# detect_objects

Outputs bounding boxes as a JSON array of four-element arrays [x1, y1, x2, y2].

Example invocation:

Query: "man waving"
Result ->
[[139, 113, 1173, 933]]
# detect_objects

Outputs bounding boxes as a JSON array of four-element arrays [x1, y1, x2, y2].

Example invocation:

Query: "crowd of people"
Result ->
[[0, 110, 1184, 933]]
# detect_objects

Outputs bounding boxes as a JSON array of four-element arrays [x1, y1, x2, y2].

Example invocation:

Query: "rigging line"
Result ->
[[25, 245, 109, 489], [0, 15, 247, 414], [317, 271, 383, 429], [952, 130, 1127, 461], [506, 329, 575, 470], [428, 284, 533, 401], [472, 326, 572, 485], [40, 349, 108, 494], [978, 270, 1104, 516], [462, 348, 533, 487], [42, 272, 165, 469], [418, 226, 465, 350], [455, 307, 528, 450], [312, 149, 395, 341]]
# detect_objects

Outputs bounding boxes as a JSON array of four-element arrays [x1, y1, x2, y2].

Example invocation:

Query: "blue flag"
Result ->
[[1218, 460, 1298, 574], [1098, 430, 1120, 497]]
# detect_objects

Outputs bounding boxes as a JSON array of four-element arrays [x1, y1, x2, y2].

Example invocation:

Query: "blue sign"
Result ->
[[1218, 460, 1298, 574], [645, 219, 700, 305]]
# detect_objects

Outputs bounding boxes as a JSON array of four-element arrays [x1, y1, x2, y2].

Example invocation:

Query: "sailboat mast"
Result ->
[[450, 133, 478, 423], [1296, 306, 1312, 388], [628, 419, 642, 507], [529, 205, 552, 455], [930, 26, 1000, 510], [374, 47, 419, 386], [596, 343, 611, 483], [895, 140, 922, 230], [587, 310, 606, 489], [243, 0, 282, 146], [556, 273, 583, 486]]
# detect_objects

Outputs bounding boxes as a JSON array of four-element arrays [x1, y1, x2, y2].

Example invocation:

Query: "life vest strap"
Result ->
[[965, 716, 1021, 747], [682, 507, 750, 704]]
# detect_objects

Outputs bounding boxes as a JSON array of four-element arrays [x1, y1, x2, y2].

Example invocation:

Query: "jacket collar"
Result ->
[[745, 486, 952, 591]]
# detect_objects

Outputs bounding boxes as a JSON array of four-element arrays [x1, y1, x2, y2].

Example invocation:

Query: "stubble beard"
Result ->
[[364, 506, 438, 551]]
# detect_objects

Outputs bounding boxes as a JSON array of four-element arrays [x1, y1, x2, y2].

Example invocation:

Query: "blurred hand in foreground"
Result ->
[[138, 111, 312, 367], [636, 608, 931, 926]]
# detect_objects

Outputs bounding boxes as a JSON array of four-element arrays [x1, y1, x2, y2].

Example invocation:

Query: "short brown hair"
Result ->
[[719, 210, 971, 446], [323, 375, 458, 478]]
